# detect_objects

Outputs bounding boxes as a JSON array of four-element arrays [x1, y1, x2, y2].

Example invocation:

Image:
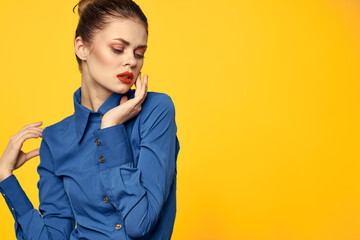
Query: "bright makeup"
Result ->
[[117, 71, 134, 84]]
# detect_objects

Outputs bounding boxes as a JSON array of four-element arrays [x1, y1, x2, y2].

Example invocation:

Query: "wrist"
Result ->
[[0, 170, 12, 182], [101, 119, 123, 129]]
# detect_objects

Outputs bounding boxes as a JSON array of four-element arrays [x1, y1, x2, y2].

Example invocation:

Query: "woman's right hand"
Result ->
[[101, 72, 148, 129], [0, 121, 43, 182]]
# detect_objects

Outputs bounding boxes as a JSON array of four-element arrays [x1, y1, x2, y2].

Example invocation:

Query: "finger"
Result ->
[[14, 151, 27, 169], [133, 74, 148, 106], [26, 148, 40, 160], [120, 95, 128, 105], [18, 127, 43, 136], [22, 121, 43, 130], [20, 122, 43, 136], [19, 130, 43, 139], [134, 72, 142, 98], [15, 148, 40, 169], [137, 72, 143, 96], [134, 73, 140, 97], [13, 131, 43, 150], [140, 74, 148, 101], [26, 127, 43, 135], [144, 75, 148, 98]]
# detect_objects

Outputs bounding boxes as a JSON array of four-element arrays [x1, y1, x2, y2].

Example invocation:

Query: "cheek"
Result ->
[[92, 47, 115, 68], [135, 63, 144, 77], [137, 61, 144, 71]]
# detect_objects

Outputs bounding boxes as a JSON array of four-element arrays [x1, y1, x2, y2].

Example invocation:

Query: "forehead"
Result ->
[[94, 17, 148, 45]]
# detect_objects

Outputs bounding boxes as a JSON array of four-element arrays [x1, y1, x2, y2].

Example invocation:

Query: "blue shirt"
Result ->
[[0, 86, 180, 239]]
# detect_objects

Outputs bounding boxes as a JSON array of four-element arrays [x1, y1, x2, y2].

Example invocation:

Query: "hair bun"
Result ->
[[73, 0, 97, 17]]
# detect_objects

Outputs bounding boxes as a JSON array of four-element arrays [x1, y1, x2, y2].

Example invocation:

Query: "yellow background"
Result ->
[[1, 0, 360, 239]]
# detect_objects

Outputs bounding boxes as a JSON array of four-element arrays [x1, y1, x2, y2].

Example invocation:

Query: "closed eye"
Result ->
[[112, 48, 145, 59], [135, 53, 145, 59], [112, 48, 123, 54]]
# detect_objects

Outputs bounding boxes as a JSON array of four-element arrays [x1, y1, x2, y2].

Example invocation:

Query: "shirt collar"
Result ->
[[73, 86, 134, 143]]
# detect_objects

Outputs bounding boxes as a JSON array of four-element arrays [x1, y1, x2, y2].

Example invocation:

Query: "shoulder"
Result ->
[[39, 115, 74, 168], [137, 91, 177, 135], [141, 91, 176, 116], [42, 115, 75, 144]]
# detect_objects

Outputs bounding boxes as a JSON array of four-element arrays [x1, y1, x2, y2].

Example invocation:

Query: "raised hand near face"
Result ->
[[101, 72, 148, 129]]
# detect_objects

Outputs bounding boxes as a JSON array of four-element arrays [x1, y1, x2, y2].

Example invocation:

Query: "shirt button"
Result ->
[[99, 113, 104, 118], [115, 224, 122, 230], [95, 139, 101, 146], [99, 156, 105, 163], [103, 196, 109, 203]]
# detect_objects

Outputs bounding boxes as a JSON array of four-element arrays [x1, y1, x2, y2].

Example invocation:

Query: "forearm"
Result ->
[[0, 173, 75, 239]]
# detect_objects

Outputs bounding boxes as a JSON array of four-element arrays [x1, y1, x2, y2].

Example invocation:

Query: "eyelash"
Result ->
[[112, 48, 145, 59]]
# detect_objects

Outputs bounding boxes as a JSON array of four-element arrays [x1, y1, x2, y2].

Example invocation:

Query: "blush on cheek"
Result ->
[[92, 46, 114, 69]]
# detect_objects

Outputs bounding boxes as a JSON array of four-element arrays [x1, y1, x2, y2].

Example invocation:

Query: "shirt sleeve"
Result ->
[[93, 94, 180, 238], [0, 128, 75, 239]]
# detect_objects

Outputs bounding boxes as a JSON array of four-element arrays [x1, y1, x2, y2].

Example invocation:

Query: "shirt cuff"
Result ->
[[93, 124, 133, 168], [0, 174, 34, 219]]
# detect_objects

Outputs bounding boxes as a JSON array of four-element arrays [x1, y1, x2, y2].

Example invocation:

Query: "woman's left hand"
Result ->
[[101, 73, 148, 129]]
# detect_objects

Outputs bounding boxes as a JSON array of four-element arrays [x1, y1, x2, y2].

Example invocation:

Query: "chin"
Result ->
[[112, 84, 132, 94]]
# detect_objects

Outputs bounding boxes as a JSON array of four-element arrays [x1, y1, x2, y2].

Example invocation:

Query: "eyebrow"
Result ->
[[113, 37, 147, 49]]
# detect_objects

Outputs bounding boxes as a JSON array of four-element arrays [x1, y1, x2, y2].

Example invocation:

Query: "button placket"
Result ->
[[94, 130, 116, 210]]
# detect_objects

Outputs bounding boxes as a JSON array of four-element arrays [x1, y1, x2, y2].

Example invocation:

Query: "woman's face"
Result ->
[[76, 17, 148, 94]]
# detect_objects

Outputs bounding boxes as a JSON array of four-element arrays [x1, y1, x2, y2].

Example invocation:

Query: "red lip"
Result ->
[[117, 71, 134, 84]]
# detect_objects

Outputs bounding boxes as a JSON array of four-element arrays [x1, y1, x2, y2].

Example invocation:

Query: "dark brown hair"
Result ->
[[72, 0, 148, 73]]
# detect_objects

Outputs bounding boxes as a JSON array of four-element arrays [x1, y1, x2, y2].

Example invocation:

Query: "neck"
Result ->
[[80, 73, 112, 112]]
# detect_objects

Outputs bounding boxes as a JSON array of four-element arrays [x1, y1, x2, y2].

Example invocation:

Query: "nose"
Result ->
[[123, 51, 137, 67]]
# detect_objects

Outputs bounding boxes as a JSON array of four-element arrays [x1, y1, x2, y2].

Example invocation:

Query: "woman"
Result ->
[[0, 0, 180, 239]]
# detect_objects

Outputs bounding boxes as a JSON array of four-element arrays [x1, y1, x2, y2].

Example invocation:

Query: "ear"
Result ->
[[74, 36, 88, 61]]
